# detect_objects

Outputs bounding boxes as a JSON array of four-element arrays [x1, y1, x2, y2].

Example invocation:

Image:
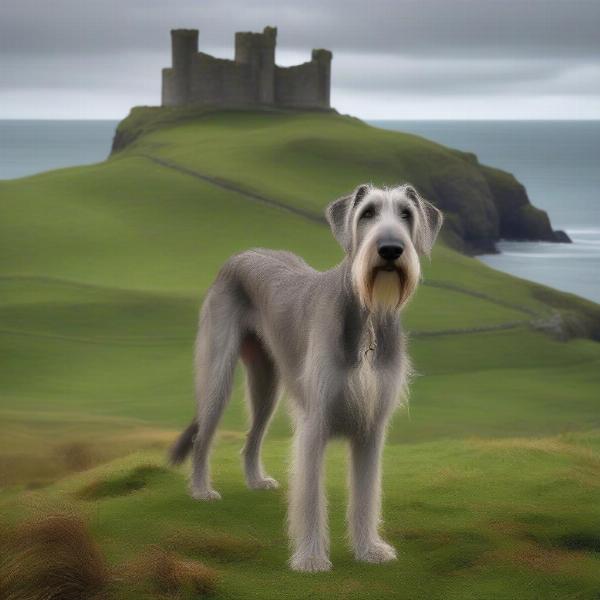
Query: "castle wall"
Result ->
[[274, 50, 332, 109], [188, 53, 257, 106], [312, 49, 332, 108], [162, 69, 175, 106], [164, 29, 199, 106], [235, 27, 277, 104], [274, 63, 319, 108], [161, 27, 332, 110]]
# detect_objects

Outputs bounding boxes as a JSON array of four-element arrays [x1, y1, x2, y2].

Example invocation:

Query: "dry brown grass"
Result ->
[[164, 528, 262, 563], [56, 441, 95, 472], [0, 420, 176, 487], [0, 453, 61, 489], [123, 546, 219, 597], [487, 541, 590, 577], [0, 513, 109, 600], [468, 436, 600, 465], [2, 442, 97, 488]]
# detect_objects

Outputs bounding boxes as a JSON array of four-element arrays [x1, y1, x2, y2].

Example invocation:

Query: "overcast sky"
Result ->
[[1, 0, 599, 119]]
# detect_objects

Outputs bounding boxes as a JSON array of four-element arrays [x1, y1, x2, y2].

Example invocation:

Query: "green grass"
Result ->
[[115, 109, 487, 217], [75, 464, 169, 500], [3, 436, 599, 599], [1, 109, 599, 599]]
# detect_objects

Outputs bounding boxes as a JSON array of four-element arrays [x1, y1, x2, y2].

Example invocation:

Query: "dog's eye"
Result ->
[[401, 209, 412, 220], [360, 208, 375, 220]]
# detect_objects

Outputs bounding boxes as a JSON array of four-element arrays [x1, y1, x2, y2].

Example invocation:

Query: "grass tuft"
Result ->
[[0, 513, 108, 600], [123, 546, 219, 596], [76, 464, 167, 500]]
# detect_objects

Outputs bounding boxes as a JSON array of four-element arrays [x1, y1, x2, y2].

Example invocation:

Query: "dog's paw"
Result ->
[[248, 476, 279, 490], [356, 540, 397, 564], [189, 486, 222, 501], [290, 553, 332, 573]]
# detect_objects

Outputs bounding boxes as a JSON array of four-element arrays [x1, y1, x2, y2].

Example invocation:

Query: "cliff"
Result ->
[[424, 148, 571, 253], [110, 106, 570, 255]]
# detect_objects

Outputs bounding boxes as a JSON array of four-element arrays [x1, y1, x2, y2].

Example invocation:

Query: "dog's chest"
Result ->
[[329, 343, 388, 435], [327, 312, 406, 435]]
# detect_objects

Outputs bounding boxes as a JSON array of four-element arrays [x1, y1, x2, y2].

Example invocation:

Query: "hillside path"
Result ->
[[137, 153, 550, 337]]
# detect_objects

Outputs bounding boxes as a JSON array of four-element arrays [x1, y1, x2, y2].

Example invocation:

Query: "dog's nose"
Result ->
[[377, 241, 404, 261]]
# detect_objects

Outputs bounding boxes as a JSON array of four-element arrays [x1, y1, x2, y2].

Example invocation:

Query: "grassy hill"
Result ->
[[1, 109, 599, 599], [112, 107, 567, 253]]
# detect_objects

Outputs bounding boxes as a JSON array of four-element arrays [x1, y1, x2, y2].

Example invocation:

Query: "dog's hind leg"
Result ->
[[241, 333, 280, 490], [189, 289, 242, 501]]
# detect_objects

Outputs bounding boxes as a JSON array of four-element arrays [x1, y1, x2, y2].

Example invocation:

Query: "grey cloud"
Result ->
[[2, 49, 599, 105], [1, 0, 599, 119], [1, 0, 599, 58], [332, 55, 600, 96]]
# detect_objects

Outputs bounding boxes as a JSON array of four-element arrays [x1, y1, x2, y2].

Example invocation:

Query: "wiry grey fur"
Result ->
[[170, 184, 443, 571]]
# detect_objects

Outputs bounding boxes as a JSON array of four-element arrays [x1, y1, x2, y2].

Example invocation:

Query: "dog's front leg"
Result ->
[[288, 416, 331, 572], [348, 425, 397, 563]]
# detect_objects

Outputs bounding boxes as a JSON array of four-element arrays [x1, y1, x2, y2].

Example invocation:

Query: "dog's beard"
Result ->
[[352, 240, 420, 313], [371, 269, 402, 312]]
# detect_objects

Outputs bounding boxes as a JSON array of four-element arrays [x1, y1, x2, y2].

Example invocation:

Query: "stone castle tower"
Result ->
[[162, 27, 332, 109]]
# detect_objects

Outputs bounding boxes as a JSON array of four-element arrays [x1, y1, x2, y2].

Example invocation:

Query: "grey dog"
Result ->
[[170, 183, 443, 572]]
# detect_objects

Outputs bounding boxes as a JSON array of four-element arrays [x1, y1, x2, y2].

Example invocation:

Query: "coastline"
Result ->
[[2, 117, 598, 304], [479, 228, 600, 303]]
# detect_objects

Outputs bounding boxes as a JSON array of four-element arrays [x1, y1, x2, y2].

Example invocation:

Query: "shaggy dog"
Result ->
[[170, 184, 443, 571]]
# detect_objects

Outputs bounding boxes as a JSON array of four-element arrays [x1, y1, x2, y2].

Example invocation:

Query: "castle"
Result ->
[[161, 27, 332, 110]]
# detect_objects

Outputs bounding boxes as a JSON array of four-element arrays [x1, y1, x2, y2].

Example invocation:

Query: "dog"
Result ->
[[169, 183, 443, 572]]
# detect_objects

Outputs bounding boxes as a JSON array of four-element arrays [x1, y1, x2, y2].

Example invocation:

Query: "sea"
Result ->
[[371, 121, 600, 304], [1, 119, 599, 304], [0, 120, 118, 180]]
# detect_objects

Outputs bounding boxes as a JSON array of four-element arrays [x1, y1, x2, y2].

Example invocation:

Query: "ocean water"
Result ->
[[1, 119, 598, 303], [371, 121, 600, 303], [0, 120, 118, 180]]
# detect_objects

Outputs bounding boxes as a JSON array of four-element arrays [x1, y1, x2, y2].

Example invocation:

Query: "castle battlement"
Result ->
[[161, 26, 332, 109]]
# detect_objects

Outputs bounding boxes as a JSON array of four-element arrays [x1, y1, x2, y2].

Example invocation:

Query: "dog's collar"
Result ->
[[361, 319, 377, 363]]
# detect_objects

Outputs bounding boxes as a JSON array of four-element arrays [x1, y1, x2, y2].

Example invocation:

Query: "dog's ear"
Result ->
[[406, 186, 443, 256], [325, 184, 370, 252]]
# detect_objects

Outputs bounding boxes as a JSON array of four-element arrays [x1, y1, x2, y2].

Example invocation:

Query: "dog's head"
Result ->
[[326, 184, 443, 312]]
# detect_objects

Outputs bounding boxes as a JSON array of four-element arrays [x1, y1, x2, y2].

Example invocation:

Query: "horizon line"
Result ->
[[1, 116, 600, 122]]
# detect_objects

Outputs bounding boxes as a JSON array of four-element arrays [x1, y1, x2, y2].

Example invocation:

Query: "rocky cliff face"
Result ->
[[425, 149, 570, 254], [481, 164, 569, 244]]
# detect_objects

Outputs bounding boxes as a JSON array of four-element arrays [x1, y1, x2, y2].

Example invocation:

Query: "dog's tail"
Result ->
[[168, 421, 198, 465]]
